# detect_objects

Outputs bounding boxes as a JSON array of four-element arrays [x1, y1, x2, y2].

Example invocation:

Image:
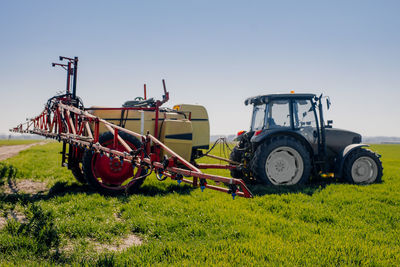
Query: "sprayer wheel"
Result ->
[[82, 131, 146, 194], [69, 161, 86, 184]]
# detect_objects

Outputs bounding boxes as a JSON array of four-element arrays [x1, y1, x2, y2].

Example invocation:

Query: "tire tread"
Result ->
[[250, 136, 311, 185], [343, 148, 383, 184]]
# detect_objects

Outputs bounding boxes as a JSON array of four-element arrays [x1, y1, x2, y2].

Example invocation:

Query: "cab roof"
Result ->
[[244, 93, 316, 106]]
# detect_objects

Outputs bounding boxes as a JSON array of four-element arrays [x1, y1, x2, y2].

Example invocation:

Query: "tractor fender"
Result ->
[[334, 143, 369, 178], [250, 129, 315, 156]]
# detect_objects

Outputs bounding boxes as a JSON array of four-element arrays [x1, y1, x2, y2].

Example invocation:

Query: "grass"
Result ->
[[0, 139, 42, 147], [0, 142, 399, 266]]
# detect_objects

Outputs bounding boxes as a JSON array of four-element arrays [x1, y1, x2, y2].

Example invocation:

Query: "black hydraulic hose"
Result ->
[[72, 57, 78, 100]]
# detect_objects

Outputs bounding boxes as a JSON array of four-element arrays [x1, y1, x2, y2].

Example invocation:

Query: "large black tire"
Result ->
[[69, 161, 86, 184], [343, 148, 383, 184], [250, 136, 311, 185], [82, 131, 146, 194], [229, 146, 245, 179]]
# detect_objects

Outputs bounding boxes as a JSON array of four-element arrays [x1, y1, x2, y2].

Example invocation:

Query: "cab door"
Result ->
[[292, 99, 319, 153]]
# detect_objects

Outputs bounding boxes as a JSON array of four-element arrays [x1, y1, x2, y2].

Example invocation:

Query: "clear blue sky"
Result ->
[[0, 0, 399, 137]]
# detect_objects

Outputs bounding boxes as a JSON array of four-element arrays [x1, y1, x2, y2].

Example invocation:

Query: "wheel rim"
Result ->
[[351, 156, 378, 184], [91, 139, 142, 189], [265, 146, 304, 185]]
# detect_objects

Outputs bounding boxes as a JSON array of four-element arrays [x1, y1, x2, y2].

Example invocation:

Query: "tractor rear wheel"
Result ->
[[229, 146, 245, 179], [251, 136, 311, 185], [343, 148, 382, 184], [82, 131, 146, 194]]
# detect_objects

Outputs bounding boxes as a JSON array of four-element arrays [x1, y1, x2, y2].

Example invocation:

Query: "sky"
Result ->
[[0, 0, 399, 137]]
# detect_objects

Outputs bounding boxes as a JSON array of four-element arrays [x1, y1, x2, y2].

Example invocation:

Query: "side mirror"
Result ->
[[326, 120, 333, 128], [326, 98, 331, 110]]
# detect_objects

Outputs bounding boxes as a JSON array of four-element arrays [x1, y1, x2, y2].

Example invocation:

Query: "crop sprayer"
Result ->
[[11, 56, 253, 199]]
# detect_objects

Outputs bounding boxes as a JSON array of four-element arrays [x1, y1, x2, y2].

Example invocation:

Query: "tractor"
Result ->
[[230, 93, 383, 185]]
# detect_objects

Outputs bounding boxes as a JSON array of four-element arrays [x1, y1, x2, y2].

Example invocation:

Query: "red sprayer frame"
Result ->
[[11, 56, 252, 199]]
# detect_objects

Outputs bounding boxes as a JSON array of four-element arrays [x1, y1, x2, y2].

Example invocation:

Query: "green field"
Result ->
[[0, 139, 42, 147], [0, 142, 399, 266]]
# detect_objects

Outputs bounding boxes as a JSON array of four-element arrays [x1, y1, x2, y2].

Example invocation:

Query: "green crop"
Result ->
[[0, 142, 399, 266], [0, 140, 42, 147]]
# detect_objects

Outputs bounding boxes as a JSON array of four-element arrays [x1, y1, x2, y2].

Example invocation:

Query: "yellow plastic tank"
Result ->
[[159, 119, 193, 161], [173, 104, 210, 150]]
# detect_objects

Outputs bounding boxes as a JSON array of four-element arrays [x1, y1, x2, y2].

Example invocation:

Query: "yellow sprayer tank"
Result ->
[[88, 104, 210, 161], [160, 119, 193, 161], [173, 104, 210, 150]]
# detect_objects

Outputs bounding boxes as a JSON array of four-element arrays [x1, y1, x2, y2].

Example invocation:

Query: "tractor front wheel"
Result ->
[[343, 148, 382, 184], [82, 131, 146, 194], [251, 136, 311, 185]]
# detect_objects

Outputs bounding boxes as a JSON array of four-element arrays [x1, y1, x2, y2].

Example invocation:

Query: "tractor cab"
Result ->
[[247, 93, 318, 132], [245, 93, 362, 157], [245, 94, 322, 154]]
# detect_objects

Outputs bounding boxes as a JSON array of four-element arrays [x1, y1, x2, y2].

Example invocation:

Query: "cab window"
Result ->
[[293, 99, 317, 128], [267, 100, 291, 128], [251, 104, 266, 131]]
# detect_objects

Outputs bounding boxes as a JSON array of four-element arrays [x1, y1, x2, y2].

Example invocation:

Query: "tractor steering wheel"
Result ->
[[134, 97, 144, 101]]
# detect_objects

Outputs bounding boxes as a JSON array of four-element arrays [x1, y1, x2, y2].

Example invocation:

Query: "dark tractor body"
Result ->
[[230, 93, 382, 186]]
